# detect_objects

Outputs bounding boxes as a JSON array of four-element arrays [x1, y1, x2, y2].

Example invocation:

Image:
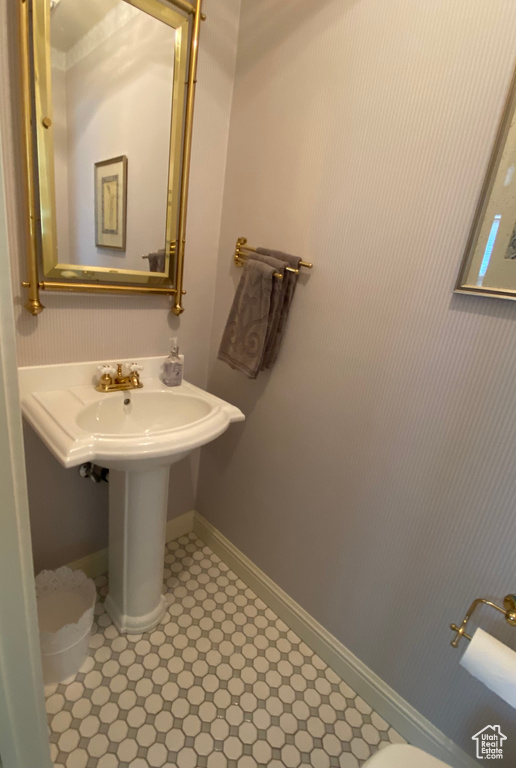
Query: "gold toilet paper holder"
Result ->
[[450, 594, 516, 648]]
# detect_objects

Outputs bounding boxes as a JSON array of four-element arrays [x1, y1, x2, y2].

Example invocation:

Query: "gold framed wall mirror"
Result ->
[[19, 0, 204, 315]]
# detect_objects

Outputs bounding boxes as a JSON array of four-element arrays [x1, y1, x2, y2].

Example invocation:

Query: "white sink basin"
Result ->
[[19, 357, 244, 633], [22, 378, 243, 471], [76, 392, 213, 436]]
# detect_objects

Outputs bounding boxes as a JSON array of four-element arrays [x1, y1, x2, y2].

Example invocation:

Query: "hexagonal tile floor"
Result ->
[[45, 533, 406, 768]]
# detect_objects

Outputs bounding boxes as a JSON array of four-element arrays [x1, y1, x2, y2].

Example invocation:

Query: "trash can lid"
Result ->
[[362, 746, 453, 768]]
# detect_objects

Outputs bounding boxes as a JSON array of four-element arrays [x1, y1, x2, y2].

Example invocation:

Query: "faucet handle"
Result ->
[[128, 362, 143, 373], [98, 364, 116, 377]]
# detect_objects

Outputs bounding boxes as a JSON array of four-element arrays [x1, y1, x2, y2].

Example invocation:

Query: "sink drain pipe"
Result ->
[[78, 463, 109, 483]]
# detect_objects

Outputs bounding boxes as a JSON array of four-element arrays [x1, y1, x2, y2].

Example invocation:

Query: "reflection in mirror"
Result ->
[[455, 66, 516, 299], [49, 0, 176, 276]]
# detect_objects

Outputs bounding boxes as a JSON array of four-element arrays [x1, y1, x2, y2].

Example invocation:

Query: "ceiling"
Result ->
[[50, 0, 120, 53]]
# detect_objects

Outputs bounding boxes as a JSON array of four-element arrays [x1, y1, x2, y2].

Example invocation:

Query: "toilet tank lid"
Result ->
[[363, 745, 453, 768]]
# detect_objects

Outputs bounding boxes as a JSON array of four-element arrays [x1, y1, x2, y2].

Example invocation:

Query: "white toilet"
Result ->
[[363, 745, 453, 767]]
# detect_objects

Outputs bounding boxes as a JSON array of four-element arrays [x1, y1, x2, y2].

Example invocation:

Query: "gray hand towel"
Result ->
[[246, 252, 288, 371], [257, 247, 301, 367], [218, 259, 276, 379], [146, 249, 166, 272]]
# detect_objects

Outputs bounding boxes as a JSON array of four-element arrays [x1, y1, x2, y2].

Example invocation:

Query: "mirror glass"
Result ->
[[456, 70, 516, 299], [458, 110, 516, 292], [37, 0, 189, 284]]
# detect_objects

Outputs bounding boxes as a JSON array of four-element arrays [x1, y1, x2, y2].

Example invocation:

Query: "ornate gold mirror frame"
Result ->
[[19, 0, 204, 316]]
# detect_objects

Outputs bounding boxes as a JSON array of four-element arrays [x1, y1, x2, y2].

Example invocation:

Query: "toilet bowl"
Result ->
[[363, 745, 453, 767]]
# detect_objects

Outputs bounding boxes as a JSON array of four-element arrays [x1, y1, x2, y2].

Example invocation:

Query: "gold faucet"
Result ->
[[96, 362, 144, 393]]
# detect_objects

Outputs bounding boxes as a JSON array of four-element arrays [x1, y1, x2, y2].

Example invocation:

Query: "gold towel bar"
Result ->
[[234, 237, 313, 280], [450, 594, 516, 648]]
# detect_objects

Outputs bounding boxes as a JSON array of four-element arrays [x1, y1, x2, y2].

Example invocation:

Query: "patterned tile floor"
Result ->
[[45, 533, 405, 768]]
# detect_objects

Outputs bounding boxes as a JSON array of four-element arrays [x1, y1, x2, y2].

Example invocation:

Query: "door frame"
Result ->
[[0, 117, 52, 768]]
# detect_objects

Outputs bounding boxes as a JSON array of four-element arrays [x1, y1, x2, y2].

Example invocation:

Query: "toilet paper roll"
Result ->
[[460, 627, 516, 708]]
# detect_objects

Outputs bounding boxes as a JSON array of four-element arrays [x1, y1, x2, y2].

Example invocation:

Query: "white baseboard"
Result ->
[[67, 548, 108, 580], [193, 512, 476, 768], [67, 510, 195, 579], [166, 510, 194, 542]]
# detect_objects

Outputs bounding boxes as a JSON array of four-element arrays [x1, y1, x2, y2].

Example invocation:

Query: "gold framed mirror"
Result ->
[[19, 0, 203, 315]]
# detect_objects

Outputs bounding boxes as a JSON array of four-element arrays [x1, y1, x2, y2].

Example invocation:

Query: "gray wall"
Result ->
[[198, 0, 516, 760], [0, 0, 241, 569]]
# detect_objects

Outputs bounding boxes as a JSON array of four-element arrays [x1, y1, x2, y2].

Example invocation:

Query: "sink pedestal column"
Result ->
[[104, 466, 170, 633]]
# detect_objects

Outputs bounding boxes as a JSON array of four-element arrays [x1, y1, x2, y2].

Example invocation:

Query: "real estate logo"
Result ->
[[472, 725, 507, 760]]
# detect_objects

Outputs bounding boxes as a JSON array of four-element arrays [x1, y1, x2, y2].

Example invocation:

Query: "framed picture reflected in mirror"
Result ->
[[94, 156, 128, 251]]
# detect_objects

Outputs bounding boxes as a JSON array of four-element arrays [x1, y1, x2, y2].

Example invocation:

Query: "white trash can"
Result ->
[[35, 567, 97, 686]]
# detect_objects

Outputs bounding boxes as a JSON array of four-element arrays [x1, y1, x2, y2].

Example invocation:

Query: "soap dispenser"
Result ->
[[161, 337, 183, 387]]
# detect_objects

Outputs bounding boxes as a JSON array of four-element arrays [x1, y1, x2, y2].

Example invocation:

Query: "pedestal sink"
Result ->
[[19, 358, 244, 634]]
